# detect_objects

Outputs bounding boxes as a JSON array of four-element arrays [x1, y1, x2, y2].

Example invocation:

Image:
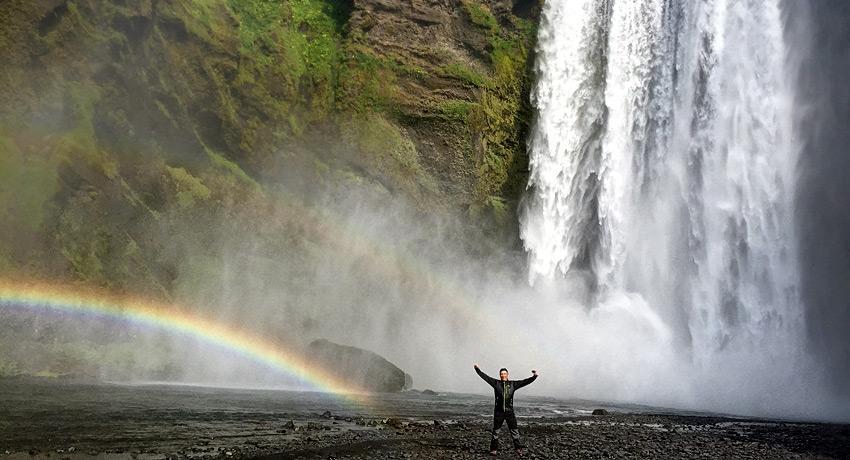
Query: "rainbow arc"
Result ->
[[0, 279, 368, 402]]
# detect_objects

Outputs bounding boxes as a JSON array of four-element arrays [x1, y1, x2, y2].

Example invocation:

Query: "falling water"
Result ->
[[522, 0, 808, 410]]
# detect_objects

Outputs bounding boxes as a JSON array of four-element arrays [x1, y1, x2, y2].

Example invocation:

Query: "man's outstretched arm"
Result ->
[[514, 370, 539, 389], [473, 364, 498, 387]]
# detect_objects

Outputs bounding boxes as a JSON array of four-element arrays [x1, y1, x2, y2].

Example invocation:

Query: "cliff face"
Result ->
[[343, 0, 538, 209], [0, 0, 540, 377], [0, 0, 540, 298]]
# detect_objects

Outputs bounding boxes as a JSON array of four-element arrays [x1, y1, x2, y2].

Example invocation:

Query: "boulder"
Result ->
[[421, 389, 438, 396], [306, 339, 408, 392], [592, 409, 608, 416], [384, 417, 405, 428]]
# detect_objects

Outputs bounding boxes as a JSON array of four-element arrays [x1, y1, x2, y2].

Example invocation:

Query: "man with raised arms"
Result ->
[[474, 364, 538, 456]]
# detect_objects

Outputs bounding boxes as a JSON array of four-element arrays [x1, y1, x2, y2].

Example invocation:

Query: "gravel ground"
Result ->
[[5, 413, 847, 459], [250, 414, 850, 460], [1, 380, 847, 459]]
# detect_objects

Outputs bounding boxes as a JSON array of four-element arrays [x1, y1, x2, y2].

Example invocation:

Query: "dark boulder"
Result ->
[[421, 389, 438, 396], [592, 409, 608, 416], [306, 339, 408, 392], [384, 417, 405, 428]]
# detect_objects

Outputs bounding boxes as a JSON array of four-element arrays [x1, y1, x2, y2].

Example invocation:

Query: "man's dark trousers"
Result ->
[[490, 411, 522, 451]]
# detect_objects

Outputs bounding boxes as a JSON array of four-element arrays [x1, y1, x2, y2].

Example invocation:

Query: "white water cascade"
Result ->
[[521, 0, 815, 415]]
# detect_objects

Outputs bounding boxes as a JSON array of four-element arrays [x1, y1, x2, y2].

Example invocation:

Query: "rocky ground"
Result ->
[[2, 381, 848, 459], [4, 413, 849, 459], [251, 414, 850, 460]]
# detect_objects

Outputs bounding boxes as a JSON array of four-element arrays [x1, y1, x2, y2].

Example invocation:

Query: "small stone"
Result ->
[[384, 418, 405, 428]]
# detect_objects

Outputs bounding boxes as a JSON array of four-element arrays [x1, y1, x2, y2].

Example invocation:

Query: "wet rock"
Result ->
[[592, 409, 609, 416], [307, 339, 408, 392], [321, 410, 333, 418], [421, 389, 438, 395], [385, 417, 405, 428]]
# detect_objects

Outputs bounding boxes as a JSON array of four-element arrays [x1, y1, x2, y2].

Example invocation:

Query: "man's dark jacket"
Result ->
[[475, 367, 537, 413]]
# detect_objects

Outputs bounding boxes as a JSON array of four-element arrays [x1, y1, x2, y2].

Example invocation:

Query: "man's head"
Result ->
[[499, 368, 509, 381]]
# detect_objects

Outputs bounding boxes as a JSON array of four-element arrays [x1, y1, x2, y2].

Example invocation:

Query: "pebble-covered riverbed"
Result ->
[[1, 379, 847, 459]]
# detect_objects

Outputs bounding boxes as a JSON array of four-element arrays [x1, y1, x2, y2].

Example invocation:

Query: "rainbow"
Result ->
[[0, 279, 369, 401]]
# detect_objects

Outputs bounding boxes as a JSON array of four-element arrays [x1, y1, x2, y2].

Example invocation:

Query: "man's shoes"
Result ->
[[515, 448, 525, 457], [489, 450, 498, 456]]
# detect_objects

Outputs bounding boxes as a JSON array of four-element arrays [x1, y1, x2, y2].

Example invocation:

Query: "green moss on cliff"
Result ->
[[0, 134, 59, 233], [462, 0, 499, 32], [166, 166, 212, 209], [439, 63, 489, 87], [468, 14, 536, 225], [339, 114, 437, 196], [336, 47, 400, 113]]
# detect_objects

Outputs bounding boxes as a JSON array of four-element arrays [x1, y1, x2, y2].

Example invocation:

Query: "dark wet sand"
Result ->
[[1, 379, 847, 459]]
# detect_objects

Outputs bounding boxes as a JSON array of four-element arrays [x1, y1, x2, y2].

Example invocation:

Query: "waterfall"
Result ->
[[522, 0, 802, 369]]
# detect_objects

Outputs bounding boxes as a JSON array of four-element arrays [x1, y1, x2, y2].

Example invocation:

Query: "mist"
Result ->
[[85, 161, 843, 422]]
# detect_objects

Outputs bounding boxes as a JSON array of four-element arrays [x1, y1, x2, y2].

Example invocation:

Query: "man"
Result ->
[[474, 364, 538, 456]]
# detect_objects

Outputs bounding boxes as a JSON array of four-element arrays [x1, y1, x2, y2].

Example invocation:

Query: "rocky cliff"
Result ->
[[0, 0, 540, 294], [0, 0, 539, 378]]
